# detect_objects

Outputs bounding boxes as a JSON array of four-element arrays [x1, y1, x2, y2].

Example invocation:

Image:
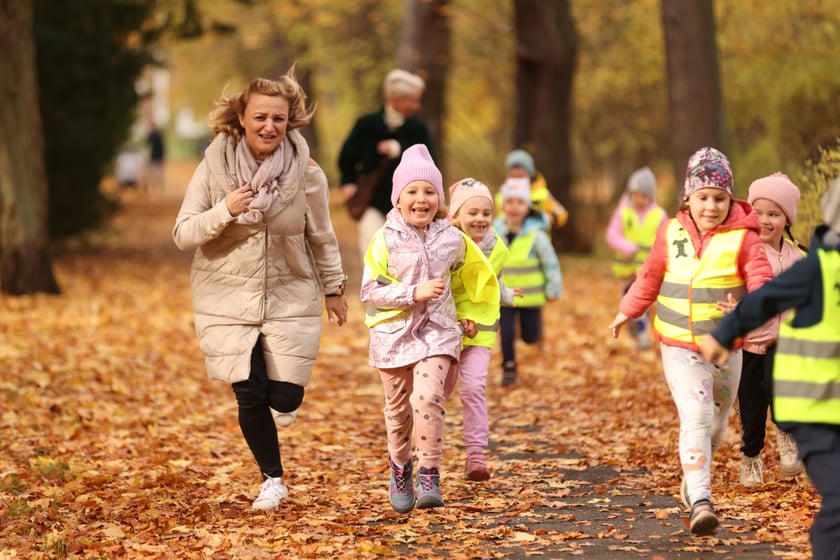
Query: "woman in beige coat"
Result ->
[[173, 67, 348, 511]]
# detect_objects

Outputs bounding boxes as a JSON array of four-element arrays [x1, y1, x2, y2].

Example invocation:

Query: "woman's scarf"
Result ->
[[210, 129, 309, 225]]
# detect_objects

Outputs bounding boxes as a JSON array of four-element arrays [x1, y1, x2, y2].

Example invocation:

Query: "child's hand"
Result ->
[[715, 293, 738, 314], [699, 334, 731, 366], [608, 312, 630, 338], [460, 319, 477, 338], [414, 278, 445, 302]]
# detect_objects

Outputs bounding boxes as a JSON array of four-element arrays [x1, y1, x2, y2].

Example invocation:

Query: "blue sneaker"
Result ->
[[415, 466, 444, 509], [389, 457, 414, 513]]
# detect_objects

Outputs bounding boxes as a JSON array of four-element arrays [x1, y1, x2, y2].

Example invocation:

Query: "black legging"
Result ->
[[231, 342, 305, 479], [500, 306, 543, 364], [738, 345, 776, 458]]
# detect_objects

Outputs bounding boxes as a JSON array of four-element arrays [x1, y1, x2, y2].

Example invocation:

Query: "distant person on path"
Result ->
[[338, 69, 434, 259], [700, 178, 840, 560], [361, 145, 493, 513], [605, 166, 668, 349], [172, 67, 348, 511], [145, 124, 165, 193], [493, 178, 563, 386], [494, 149, 568, 232], [728, 173, 807, 487], [443, 178, 521, 481], [608, 147, 773, 536]]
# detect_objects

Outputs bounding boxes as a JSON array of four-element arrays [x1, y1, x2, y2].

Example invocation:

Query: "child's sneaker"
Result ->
[[272, 409, 297, 427], [415, 466, 444, 509], [465, 452, 490, 482], [252, 476, 288, 510], [739, 454, 764, 487], [776, 430, 804, 477], [501, 361, 517, 386], [388, 457, 414, 513], [689, 499, 719, 536]]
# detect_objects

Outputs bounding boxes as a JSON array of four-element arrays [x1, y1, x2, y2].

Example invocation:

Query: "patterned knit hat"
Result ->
[[683, 147, 734, 200], [391, 144, 443, 206], [500, 177, 532, 206], [822, 176, 840, 234], [504, 149, 536, 178], [626, 166, 656, 198], [748, 172, 801, 226], [448, 178, 494, 218]]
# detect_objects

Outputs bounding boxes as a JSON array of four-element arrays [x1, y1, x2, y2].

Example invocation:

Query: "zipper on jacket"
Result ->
[[263, 223, 269, 320]]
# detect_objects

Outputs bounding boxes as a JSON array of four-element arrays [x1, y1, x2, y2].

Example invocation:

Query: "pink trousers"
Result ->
[[444, 346, 491, 455], [378, 355, 452, 470]]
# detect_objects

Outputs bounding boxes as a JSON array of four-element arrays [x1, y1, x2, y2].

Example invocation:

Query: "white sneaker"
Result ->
[[252, 476, 289, 510], [739, 454, 764, 487], [272, 409, 297, 427], [777, 430, 804, 477]]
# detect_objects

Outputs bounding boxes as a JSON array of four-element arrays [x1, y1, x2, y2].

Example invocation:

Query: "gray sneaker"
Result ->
[[415, 466, 444, 509], [389, 457, 414, 513]]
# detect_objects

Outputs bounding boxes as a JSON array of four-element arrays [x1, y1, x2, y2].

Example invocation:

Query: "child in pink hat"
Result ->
[[443, 178, 521, 481], [734, 172, 808, 487]]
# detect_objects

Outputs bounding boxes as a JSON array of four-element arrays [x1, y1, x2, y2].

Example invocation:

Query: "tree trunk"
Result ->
[[512, 0, 580, 251], [0, 0, 59, 294], [662, 0, 727, 200], [397, 0, 450, 170]]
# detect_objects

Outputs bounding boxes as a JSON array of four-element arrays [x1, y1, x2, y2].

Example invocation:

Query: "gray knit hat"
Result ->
[[626, 166, 656, 198], [504, 149, 536, 179]]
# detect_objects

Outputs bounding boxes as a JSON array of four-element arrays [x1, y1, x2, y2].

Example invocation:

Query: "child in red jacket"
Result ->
[[609, 147, 773, 536]]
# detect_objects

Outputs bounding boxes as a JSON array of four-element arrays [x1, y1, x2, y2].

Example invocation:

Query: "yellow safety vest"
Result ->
[[774, 249, 840, 425], [612, 205, 665, 278], [502, 230, 546, 308], [364, 229, 500, 333], [452, 236, 504, 348], [654, 220, 747, 346]]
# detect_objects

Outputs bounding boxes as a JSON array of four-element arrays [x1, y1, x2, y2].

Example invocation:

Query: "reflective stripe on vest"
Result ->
[[612, 205, 664, 277], [503, 230, 546, 307], [773, 249, 840, 424], [653, 220, 746, 345]]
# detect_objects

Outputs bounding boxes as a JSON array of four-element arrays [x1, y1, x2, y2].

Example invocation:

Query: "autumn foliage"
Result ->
[[1, 171, 818, 558]]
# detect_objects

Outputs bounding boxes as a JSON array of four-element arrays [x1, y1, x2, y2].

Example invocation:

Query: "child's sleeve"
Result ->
[[739, 231, 775, 291], [360, 231, 416, 310], [544, 192, 569, 229], [618, 222, 668, 317], [534, 231, 563, 300], [605, 198, 636, 257]]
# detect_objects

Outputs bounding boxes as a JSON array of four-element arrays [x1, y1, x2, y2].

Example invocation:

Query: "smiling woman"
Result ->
[[171, 66, 348, 512]]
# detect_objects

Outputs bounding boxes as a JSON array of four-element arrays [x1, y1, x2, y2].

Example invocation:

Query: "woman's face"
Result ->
[[752, 198, 787, 248], [687, 188, 731, 234], [455, 196, 494, 242], [239, 93, 289, 160], [397, 180, 439, 230]]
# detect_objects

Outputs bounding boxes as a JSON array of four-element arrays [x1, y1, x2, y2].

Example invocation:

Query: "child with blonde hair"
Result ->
[[444, 178, 520, 480], [609, 147, 773, 536], [730, 172, 807, 486]]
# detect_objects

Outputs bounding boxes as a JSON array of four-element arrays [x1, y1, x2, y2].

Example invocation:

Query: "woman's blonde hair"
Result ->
[[208, 64, 316, 142]]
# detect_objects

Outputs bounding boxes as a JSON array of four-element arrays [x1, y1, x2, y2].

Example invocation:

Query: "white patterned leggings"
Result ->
[[660, 343, 741, 506]]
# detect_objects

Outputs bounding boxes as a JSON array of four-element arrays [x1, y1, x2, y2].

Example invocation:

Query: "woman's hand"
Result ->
[[225, 185, 254, 216], [325, 295, 348, 326], [608, 312, 630, 338], [413, 278, 445, 302]]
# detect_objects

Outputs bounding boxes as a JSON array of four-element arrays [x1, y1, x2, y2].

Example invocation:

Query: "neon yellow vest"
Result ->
[[612, 205, 665, 277], [654, 220, 747, 346], [502, 230, 546, 307], [773, 249, 840, 425], [364, 229, 500, 334], [452, 235, 504, 348]]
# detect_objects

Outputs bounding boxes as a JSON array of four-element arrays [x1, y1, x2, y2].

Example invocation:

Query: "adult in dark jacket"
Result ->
[[701, 178, 840, 560], [338, 69, 434, 258]]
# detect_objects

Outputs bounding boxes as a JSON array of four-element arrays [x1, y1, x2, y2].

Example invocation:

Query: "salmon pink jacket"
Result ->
[[619, 199, 773, 352]]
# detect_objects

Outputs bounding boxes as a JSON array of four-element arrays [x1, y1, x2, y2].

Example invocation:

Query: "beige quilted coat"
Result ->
[[172, 130, 345, 386]]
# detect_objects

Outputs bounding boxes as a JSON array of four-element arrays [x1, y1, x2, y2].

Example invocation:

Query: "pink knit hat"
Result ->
[[391, 144, 443, 206], [448, 178, 494, 218], [748, 172, 800, 226]]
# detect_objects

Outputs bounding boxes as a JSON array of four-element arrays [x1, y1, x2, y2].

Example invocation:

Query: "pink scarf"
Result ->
[[234, 140, 286, 224]]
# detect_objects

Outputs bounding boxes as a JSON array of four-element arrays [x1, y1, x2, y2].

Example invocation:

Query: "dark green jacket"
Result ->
[[338, 108, 434, 216]]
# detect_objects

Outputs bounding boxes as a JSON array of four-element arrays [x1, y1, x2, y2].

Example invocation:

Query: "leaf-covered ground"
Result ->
[[1, 164, 818, 559]]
